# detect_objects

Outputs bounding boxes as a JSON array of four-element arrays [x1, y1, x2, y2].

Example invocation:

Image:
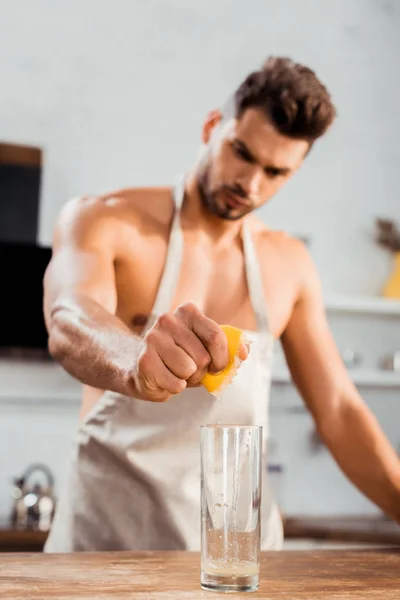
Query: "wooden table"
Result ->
[[1, 549, 400, 599]]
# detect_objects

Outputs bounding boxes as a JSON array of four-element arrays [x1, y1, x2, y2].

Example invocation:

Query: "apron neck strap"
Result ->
[[149, 174, 185, 319], [241, 220, 270, 334], [148, 175, 271, 336]]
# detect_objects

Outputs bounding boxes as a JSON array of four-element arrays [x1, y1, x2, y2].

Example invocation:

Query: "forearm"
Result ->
[[48, 294, 144, 397], [320, 397, 400, 522]]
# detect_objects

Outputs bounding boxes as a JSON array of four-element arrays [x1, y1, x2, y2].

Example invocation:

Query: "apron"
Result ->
[[44, 175, 284, 552]]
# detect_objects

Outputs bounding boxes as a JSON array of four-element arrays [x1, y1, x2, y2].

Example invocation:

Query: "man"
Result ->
[[43, 56, 400, 553]]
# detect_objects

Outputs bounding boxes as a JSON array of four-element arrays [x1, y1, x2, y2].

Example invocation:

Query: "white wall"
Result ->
[[1, 0, 399, 294], [1, 0, 400, 522]]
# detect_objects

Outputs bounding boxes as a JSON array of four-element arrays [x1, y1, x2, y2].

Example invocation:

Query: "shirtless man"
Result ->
[[43, 57, 400, 552]]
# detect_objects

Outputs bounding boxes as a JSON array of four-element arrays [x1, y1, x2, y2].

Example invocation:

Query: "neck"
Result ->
[[180, 169, 246, 246]]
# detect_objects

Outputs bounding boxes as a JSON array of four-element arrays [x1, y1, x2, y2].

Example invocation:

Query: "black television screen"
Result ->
[[0, 241, 52, 351]]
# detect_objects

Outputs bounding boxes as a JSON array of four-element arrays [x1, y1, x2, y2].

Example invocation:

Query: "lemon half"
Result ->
[[201, 325, 249, 396]]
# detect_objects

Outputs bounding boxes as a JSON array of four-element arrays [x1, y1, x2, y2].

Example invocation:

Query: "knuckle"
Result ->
[[206, 328, 224, 348], [155, 313, 175, 330], [169, 380, 186, 395], [197, 351, 211, 370], [185, 357, 198, 378], [176, 302, 199, 316], [144, 328, 158, 345], [173, 358, 196, 381]]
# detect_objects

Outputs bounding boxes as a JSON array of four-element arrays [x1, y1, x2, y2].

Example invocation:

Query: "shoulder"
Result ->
[[249, 216, 321, 297], [53, 185, 174, 248], [249, 216, 310, 264]]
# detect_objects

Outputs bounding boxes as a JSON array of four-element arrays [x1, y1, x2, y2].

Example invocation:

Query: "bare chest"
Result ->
[[114, 230, 296, 338]]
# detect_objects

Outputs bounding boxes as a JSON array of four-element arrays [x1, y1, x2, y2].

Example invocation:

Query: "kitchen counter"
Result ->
[[2, 515, 400, 553], [0, 528, 47, 552], [284, 515, 400, 546], [1, 549, 400, 599]]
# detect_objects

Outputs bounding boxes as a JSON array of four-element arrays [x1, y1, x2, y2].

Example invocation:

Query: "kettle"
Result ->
[[10, 463, 56, 531]]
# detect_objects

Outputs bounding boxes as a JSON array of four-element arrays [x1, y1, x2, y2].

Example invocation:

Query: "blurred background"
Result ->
[[1, 0, 400, 551]]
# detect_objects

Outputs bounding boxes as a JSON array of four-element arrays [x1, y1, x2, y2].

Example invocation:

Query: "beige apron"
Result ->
[[44, 175, 283, 552]]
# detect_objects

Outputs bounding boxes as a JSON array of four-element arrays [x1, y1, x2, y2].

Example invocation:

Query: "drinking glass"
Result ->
[[200, 425, 262, 593]]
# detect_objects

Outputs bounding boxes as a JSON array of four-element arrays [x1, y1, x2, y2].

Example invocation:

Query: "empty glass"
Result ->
[[200, 425, 262, 593]]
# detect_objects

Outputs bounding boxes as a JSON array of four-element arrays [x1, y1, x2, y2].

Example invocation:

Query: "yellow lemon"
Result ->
[[201, 325, 249, 396]]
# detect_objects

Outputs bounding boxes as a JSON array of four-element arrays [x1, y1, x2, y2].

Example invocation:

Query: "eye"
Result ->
[[264, 167, 281, 179], [232, 142, 254, 164]]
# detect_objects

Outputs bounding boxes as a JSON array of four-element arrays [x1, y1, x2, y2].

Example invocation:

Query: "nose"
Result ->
[[236, 165, 262, 199]]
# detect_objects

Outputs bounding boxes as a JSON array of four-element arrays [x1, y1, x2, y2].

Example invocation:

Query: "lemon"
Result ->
[[201, 325, 249, 396]]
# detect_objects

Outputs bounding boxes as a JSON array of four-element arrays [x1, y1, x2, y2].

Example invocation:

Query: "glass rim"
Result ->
[[200, 424, 262, 430]]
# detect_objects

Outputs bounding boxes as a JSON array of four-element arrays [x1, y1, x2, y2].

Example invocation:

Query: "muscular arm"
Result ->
[[44, 196, 230, 402], [44, 197, 144, 397], [281, 243, 400, 523]]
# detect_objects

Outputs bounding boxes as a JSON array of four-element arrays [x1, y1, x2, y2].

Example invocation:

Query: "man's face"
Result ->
[[197, 108, 310, 221]]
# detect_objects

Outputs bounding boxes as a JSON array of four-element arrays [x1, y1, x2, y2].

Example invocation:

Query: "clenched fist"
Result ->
[[133, 303, 248, 402]]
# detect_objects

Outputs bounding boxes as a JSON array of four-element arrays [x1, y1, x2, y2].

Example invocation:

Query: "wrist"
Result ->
[[111, 335, 145, 398]]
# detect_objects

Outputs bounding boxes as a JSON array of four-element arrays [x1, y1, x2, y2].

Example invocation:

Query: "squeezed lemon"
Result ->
[[201, 325, 249, 396]]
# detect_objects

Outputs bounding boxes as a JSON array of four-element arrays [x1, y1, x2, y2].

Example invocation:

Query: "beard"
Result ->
[[197, 167, 254, 222]]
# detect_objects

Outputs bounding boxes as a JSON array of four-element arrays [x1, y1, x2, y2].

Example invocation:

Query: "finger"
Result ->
[[175, 303, 229, 373], [155, 334, 198, 380], [167, 324, 212, 384], [137, 347, 187, 400], [153, 311, 212, 383], [238, 341, 250, 362], [186, 381, 203, 388]]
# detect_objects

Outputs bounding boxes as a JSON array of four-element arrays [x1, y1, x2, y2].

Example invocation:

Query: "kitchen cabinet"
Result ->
[[0, 143, 42, 244]]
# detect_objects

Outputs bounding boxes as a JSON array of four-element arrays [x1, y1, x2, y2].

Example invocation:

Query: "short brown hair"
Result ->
[[232, 56, 336, 143]]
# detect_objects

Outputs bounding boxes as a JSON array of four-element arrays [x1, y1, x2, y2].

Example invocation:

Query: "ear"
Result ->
[[202, 110, 223, 144]]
